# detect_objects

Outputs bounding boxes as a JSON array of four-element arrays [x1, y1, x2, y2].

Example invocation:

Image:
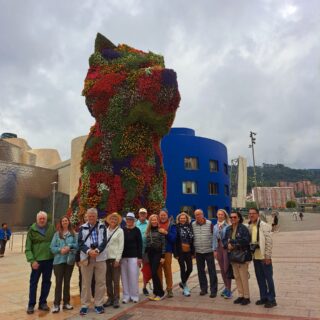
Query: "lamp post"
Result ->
[[249, 131, 259, 208], [51, 181, 58, 225]]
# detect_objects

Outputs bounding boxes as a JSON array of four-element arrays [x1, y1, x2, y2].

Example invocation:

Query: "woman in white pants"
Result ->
[[121, 212, 143, 303]]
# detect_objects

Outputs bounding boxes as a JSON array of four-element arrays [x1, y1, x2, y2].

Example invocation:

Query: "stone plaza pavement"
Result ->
[[0, 212, 319, 320]]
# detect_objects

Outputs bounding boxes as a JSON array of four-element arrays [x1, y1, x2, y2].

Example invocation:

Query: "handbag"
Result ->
[[181, 243, 191, 253], [229, 250, 246, 263]]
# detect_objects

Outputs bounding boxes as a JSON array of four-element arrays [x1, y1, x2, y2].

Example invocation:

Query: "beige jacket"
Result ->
[[249, 219, 273, 259]]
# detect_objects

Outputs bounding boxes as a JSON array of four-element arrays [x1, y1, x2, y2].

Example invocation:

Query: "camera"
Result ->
[[90, 243, 98, 250], [250, 243, 260, 253]]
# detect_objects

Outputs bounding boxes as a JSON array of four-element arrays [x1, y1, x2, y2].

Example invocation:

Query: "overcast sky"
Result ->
[[1, 0, 319, 168]]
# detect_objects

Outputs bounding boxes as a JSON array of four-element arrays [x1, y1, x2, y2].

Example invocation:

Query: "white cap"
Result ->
[[138, 208, 147, 214], [126, 212, 136, 220]]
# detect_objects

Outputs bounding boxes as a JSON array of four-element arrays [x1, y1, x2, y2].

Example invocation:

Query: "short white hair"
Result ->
[[87, 208, 98, 216], [37, 211, 48, 220]]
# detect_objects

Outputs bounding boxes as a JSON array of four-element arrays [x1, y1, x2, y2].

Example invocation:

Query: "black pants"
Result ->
[[53, 263, 74, 305], [0, 239, 7, 255], [148, 250, 164, 297], [28, 259, 53, 307], [178, 252, 193, 284], [196, 252, 217, 294]]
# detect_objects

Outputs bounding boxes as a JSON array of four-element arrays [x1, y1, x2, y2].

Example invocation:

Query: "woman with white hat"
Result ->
[[121, 212, 143, 303], [103, 212, 124, 309]]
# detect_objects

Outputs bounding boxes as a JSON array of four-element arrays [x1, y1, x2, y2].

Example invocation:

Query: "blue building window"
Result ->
[[209, 160, 219, 172], [180, 205, 196, 218], [182, 181, 197, 194], [184, 157, 199, 170], [224, 163, 229, 175], [224, 184, 229, 196], [209, 182, 219, 195], [208, 206, 218, 219]]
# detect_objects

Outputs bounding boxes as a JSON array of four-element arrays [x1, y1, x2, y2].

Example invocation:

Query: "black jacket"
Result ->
[[174, 223, 195, 258]]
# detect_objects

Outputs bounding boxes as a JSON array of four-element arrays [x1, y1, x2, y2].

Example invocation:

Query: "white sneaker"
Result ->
[[63, 304, 73, 310], [52, 305, 60, 313]]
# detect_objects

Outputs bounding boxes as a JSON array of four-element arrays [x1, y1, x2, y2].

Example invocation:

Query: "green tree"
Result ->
[[246, 201, 257, 209], [286, 200, 297, 208]]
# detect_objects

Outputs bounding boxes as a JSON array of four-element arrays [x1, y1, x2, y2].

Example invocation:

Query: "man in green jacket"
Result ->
[[25, 211, 55, 314]]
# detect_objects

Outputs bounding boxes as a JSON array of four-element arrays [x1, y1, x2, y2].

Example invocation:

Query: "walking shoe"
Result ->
[[223, 289, 232, 299], [234, 297, 244, 304], [143, 287, 149, 296], [113, 299, 120, 308], [240, 298, 251, 305], [220, 288, 227, 297], [148, 295, 156, 301], [103, 299, 113, 308], [63, 304, 73, 310], [26, 306, 34, 314], [39, 303, 50, 311], [264, 300, 277, 308], [79, 307, 88, 316], [199, 290, 208, 296], [153, 295, 165, 301], [167, 289, 173, 298], [94, 306, 105, 314], [210, 292, 217, 298], [183, 285, 191, 297], [52, 305, 60, 313], [122, 299, 129, 304], [255, 298, 268, 305]]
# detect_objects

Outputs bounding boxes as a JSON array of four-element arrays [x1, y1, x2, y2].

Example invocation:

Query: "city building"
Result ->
[[277, 180, 319, 196], [231, 156, 247, 209], [252, 186, 295, 209], [161, 128, 230, 219]]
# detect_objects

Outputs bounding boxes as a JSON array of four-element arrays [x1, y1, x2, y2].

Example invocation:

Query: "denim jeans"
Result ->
[[28, 259, 53, 307], [253, 259, 276, 302]]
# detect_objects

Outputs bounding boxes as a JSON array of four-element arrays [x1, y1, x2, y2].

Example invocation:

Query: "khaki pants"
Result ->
[[81, 259, 106, 307], [157, 252, 173, 291], [232, 262, 250, 298]]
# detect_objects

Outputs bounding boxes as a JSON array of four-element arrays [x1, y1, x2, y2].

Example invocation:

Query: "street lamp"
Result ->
[[249, 131, 259, 208], [51, 181, 58, 225]]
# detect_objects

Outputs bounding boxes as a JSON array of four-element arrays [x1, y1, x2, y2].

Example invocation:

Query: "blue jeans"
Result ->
[[28, 259, 53, 307], [253, 259, 276, 302]]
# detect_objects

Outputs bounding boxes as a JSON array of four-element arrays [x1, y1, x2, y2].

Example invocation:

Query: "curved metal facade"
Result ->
[[161, 128, 230, 220]]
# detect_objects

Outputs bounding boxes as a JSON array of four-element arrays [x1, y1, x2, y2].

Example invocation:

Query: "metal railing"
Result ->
[[8, 231, 28, 253]]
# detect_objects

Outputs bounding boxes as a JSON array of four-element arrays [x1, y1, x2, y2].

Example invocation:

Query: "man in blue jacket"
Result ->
[[0, 223, 12, 257], [157, 209, 177, 298]]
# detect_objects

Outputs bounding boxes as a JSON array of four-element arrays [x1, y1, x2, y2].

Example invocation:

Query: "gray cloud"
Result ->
[[0, 0, 319, 168]]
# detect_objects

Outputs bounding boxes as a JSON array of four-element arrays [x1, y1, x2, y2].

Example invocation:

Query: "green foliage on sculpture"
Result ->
[[69, 33, 180, 224]]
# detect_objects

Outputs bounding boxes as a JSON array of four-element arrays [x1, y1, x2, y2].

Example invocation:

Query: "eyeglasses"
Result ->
[[230, 216, 238, 219]]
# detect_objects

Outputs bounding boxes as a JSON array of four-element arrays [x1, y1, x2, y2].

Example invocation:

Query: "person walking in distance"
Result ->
[[192, 209, 218, 298], [0, 222, 11, 257]]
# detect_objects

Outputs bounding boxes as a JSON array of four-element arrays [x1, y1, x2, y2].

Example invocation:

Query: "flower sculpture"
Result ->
[[69, 33, 180, 224]]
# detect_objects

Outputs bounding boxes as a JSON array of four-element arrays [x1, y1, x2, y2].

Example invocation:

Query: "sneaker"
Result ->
[[94, 306, 104, 314], [183, 285, 191, 297], [39, 303, 50, 311], [234, 297, 244, 304], [52, 305, 60, 313], [223, 289, 232, 299], [220, 288, 227, 297], [143, 287, 149, 296], [240, 298, 251, 305], [26, 306, 34, 314], [148, 295, 156, 301], [122, 299, 129, 304], [103, 299, 113, 308], [167, 289, 173, 298], [113, 299, 120, 308], [79, 307, 88, 316], [153, 295, 165, 301], [264, 300, 277, 308], [255, 298, 268, 305], [63, 304, 73, 310]]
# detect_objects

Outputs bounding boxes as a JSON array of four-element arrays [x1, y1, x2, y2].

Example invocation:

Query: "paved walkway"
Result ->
[[1, 212, 319, 320]]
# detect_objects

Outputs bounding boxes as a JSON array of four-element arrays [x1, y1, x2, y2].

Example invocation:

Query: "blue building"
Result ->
[[161, 127, 230, 221]]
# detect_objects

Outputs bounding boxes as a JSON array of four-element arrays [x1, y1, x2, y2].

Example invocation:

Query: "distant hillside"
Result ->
[[246, 163, 320, 192]]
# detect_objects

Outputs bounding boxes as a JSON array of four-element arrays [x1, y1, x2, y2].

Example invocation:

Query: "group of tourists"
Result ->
[[24, 206, 277, 316]]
